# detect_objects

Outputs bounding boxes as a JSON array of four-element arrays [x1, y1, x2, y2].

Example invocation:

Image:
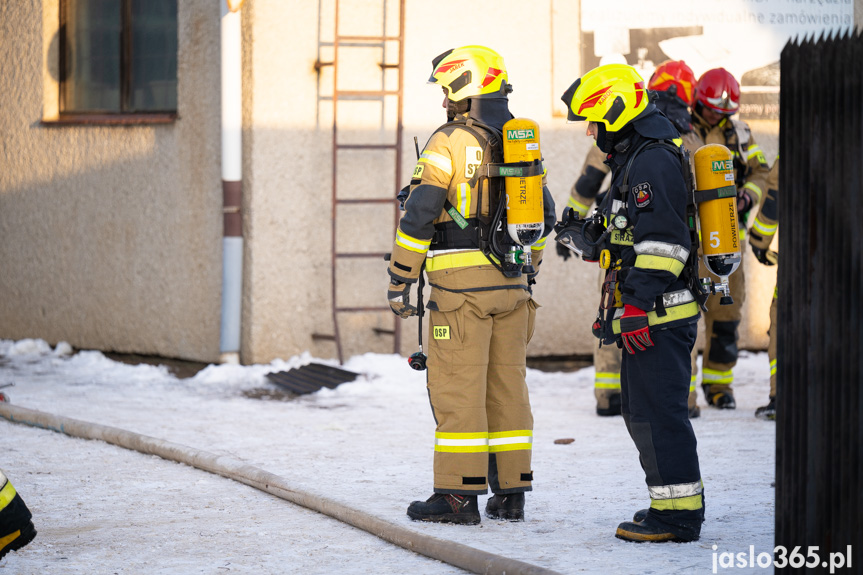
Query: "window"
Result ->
[[60, 0, 178, 115]]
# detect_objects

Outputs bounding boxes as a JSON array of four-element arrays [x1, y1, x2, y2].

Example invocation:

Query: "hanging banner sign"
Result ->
[[580, 0, 855, 119]]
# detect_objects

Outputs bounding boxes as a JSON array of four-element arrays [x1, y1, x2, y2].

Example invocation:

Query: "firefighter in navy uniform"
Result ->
[[387, 46, 556, 524], [690, 68, 771, 409], [0, 469, 37, 560], [560, 64, 704, 541], [558, 60, 703, 418], [749, 157, 780, 419]]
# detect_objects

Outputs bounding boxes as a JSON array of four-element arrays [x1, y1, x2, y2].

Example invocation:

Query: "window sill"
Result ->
[[41, 113, 178, 126]]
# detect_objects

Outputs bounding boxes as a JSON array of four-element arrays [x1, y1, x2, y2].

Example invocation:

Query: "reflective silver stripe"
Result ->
[[457, 182, 469, 216], [611, 289, 695, 319], [661, 288, 695, 307], [648, 480, 703, 501], [426, 248, 478, 258], [0, 470, 6, 485], [634, 240, 690, 264]]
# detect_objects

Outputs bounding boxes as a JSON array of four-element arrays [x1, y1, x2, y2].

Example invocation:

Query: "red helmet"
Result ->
[[648, 60, 696, 105], [693, 68, 740, 114]]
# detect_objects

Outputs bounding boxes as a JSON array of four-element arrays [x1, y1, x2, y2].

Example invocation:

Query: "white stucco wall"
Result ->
[[242, 0, 781, 363], [0, 0, 223, 362], [3, 0, 802, 365]]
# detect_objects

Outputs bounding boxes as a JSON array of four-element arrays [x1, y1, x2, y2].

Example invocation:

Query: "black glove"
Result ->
[[555, 241, 572, 261], [751, 244, 776, 266], [387, 281, 417, 318], [736, 189, 754, 216], [396, 185, 410, 210]]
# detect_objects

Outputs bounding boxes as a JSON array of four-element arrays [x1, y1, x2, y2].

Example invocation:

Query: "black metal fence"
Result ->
[[776, 29, 862, 573]]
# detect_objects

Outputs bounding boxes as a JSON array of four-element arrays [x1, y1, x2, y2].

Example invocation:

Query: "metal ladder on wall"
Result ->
[[316, 0, 405, 363]]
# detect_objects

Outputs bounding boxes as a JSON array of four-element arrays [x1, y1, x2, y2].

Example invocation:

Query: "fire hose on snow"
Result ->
[[0, 402, 562, 575]]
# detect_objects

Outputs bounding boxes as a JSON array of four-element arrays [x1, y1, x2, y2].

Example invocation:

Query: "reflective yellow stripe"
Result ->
[[567, 197, 591, 218], [612, 301, 699, 334], [689, 374, 696, 392], [395, 229, 431, 254], [650, 494, 703, 511], [648, 480, 703, 511], [774, 285, 779, 299], [488, 430, 533, 453], [435, 445, 489, 453], [435, 431, 489, 453], [532, 237, 547, 250], [746, 144, 762, 159], [436, 431, 488, 439], [419, 151, 452, 175], [425, 250, 498, 272], [634, 254, 686, 277], [595, 372, 620, 390], [0, 479, 17, 511], [744, 181, 763, 203], [489, 443, 533, 453], [770, 359, 777, 376], [752, 217, 777, 236], [703, 368, 734, 384], [457, 182, 470, 217], [747, 145, 767, 164]]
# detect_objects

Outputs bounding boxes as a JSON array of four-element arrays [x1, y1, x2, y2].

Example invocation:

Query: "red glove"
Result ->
[[619, 304, 653, 354]]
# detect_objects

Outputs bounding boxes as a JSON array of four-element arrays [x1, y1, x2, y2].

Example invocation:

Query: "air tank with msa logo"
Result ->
[[693, 143, 741, 305], [502, 118, 544, 249]]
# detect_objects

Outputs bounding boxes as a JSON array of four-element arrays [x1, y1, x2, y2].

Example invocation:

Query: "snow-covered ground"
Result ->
[[0, 338, 776, 574]]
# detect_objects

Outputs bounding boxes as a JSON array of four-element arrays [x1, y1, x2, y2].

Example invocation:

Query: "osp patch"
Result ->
[[632, 182, 653, 208]]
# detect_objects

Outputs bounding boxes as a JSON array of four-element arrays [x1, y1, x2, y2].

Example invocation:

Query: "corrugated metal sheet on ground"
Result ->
[[265, 363, 359, 395]]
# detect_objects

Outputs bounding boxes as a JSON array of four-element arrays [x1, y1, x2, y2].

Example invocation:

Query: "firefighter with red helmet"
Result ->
[[749, 157, 780, 419], [387, 46, 556, 524], [558, 60, 702, 418], [560, 64, 704, 542], [690, 68, 771, 410]]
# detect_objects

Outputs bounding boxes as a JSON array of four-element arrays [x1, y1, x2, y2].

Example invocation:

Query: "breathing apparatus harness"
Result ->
[[428, 118, 545, 279], [554, 137, 710, 344]]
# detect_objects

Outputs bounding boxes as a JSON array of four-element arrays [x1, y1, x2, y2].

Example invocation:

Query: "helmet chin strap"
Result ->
[[446, 97, 469, 121], [596, 122, 634, 155]]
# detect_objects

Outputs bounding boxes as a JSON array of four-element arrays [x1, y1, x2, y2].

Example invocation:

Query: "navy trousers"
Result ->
[[620, 322, 704, 538]]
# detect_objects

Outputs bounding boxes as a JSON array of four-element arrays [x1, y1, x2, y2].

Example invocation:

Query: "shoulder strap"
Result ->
[[618, 139, 684, 199]]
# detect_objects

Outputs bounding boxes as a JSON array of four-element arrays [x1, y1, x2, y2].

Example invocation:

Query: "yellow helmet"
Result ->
[[429, 45, 509, 102], [561, 64, 649, 132]]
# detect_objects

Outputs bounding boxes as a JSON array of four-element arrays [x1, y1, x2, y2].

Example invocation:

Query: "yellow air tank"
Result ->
[[693, 144, 741, 304], [502, 118, 544, 248]]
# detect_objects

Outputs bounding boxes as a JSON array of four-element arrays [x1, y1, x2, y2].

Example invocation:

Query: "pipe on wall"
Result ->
[[220, 0, 244, 364]]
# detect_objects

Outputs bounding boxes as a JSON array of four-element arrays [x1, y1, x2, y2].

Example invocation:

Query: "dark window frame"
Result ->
[[49, 0, 178, 125]]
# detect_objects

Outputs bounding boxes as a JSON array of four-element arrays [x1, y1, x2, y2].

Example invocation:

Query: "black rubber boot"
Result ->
[[407, 493, 480, 525], [0, 520, 36, 560], [755, 397, 776, 420], [703, 384, 736, 409], [596, 392, 622, 416], [0, 476, 37, 561], [632, 508, 648, 523], [616, 514, 699, 543], [688, 405, 701, 419], [485, 492, 525, 521]]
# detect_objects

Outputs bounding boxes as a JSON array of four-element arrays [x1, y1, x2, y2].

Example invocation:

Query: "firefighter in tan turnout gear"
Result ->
[[690, 68, 771, 409], [387, 46, 556, 524], [749, 157, 780, 419]]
